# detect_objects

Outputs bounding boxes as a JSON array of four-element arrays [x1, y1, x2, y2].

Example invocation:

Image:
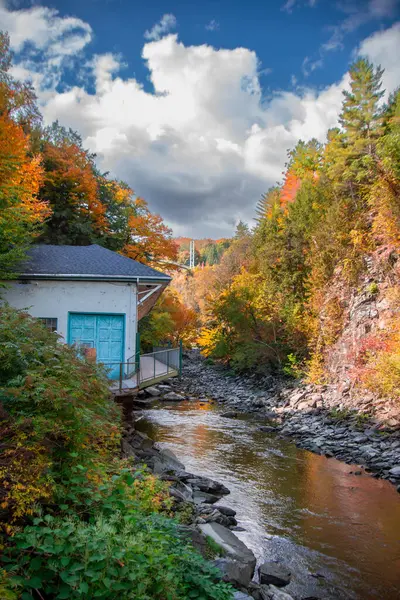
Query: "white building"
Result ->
[[1, 244, 171, 381]]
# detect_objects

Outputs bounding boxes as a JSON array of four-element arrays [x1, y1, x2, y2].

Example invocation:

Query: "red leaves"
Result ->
[[280, 170, 301, 211]]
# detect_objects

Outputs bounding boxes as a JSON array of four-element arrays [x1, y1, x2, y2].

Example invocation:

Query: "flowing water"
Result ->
[[136, 399, 400, 600]]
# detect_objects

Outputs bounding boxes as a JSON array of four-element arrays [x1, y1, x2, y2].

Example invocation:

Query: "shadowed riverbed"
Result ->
[[136, 400, 400, 600]]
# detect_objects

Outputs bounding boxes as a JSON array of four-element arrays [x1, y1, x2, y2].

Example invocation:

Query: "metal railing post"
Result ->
[[166, 348, 169, 375], [119, 362, 123, 392]]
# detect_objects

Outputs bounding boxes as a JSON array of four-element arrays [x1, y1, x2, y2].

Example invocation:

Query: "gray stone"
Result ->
[[152, 448, 185, 474], [259, 562, 291, 587], [193, 491, 219, 504], [233, 593, 253, 600], [162, 391, 185, 401], [259, 426, 276, 433], [169, 480, 193, 502], [264, 585, 294, 600], [186, 476, 230, 496], [389, 465, 400, 477], [128, 430, 154, 450], [221, 411, 238, 418], [145, 386, 161, 397], [214, 505, 236, 517], [200, 522, 256, 587]]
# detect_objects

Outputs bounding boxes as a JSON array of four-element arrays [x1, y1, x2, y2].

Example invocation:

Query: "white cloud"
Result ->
[[0, 0, 92, 88], [205, 19, 220, 31], [322, 0, 399, 52], [357, 21, 400, 95], [144, 13, 177, 41], [302, 55, 324, 77], [282, 0, 318, 13], [2, 1, 399, 237]]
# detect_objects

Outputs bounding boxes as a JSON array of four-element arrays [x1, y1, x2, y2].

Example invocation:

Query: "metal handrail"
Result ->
[[114, 344, 182, 392]]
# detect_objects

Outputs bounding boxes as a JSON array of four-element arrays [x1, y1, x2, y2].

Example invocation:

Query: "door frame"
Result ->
[[67, 312, 126, 366]]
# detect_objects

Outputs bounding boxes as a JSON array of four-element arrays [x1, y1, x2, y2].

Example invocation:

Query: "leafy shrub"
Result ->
[[3, 511, 232, 600], [282, 353, 304, 378], [367, 282, 379, 295], [0, 306, 121, 524]]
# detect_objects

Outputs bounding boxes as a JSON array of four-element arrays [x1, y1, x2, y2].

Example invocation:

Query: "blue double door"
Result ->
[[69, 313, 124, 379]]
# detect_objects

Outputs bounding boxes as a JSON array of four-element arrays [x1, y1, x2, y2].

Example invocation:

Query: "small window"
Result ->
[[38, 318, 58, 333]]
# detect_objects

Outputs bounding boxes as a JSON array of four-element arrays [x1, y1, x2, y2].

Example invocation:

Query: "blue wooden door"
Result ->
[[69, 313, 124, 379]]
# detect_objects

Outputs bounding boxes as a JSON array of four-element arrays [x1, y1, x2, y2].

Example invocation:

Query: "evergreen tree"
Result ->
[[338, 58, 385, 184]]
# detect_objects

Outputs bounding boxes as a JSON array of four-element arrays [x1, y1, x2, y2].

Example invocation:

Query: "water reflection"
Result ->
[[136, 401, 400, 600]]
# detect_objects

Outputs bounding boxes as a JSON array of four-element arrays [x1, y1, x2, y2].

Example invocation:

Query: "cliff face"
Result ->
[[318, 247, 400, 423]]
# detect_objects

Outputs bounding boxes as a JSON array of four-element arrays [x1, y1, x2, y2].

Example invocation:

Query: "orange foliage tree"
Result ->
[[0, 32, 49, 277], [122, 197, 178, 269], [39, 138, 107, 245]]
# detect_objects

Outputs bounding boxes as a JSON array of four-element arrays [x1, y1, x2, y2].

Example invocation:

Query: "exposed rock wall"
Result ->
[[317, 248, 399, 420]]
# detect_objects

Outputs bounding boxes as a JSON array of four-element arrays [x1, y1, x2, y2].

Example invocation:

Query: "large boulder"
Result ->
[[259, 562, 291, 587], [200, 522, 256, 588]]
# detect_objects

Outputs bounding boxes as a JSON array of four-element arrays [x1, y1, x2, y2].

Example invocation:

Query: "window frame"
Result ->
[[38, 317, 58, 333]]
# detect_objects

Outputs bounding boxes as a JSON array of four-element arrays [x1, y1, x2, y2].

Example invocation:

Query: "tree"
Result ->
[[122, 197, 178, 269], [338, 58, 385, 185], [39, 123, 106, 245], [0, 31, 49, 277]]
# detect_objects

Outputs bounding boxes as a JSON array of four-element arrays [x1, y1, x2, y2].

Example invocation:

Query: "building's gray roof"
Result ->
[[18, 245, 171, 282]]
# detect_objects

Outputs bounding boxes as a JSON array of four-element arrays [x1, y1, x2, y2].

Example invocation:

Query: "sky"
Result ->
[[1, 0, 400, 238]]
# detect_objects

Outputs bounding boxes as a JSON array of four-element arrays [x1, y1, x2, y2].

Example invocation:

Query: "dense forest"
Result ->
[[175, 58, 400, 402]]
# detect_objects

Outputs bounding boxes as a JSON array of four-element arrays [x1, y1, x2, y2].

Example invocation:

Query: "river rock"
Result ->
[[169, 480, 193, 502], [200, 522, 256, 587], [145, 386, 161, 397], [162, 391, 186, 401], [152, 448, 185, 474], [261, 585, 294, 600], [259, 426, 276, 433], [233, 593, 253, 600], [186, 475, 230, 496], [214, 505, 236, 516], [221, 411, 238, 418], [259, 562, 291, 587], [193, 491, 220, 504], [388, 465, 400, 478]]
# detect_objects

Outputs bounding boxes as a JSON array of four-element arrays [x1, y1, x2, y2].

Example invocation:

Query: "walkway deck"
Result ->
[[110, 355, 178, 394]]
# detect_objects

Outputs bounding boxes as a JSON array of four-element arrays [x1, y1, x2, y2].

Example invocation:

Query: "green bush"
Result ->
[[3, 511, 232, 600], [0, 305, 121, 524]]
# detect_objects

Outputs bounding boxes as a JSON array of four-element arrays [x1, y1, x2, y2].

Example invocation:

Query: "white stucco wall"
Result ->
[[1, 280, 137, 362]]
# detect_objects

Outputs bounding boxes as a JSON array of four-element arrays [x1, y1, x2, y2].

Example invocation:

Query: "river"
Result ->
[[136, 399, 400, 600]]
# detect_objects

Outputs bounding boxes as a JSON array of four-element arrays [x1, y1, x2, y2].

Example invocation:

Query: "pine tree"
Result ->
[[338, 58, 385, 184], [255, 187, 280, 222]]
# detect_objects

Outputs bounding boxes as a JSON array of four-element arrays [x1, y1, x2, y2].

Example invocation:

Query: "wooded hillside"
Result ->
[[187, 59, 400, 405]]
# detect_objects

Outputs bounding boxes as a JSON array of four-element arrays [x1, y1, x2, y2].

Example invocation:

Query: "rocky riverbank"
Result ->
[[122, 414, 296, 600], [157, 351, 400, 490]]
